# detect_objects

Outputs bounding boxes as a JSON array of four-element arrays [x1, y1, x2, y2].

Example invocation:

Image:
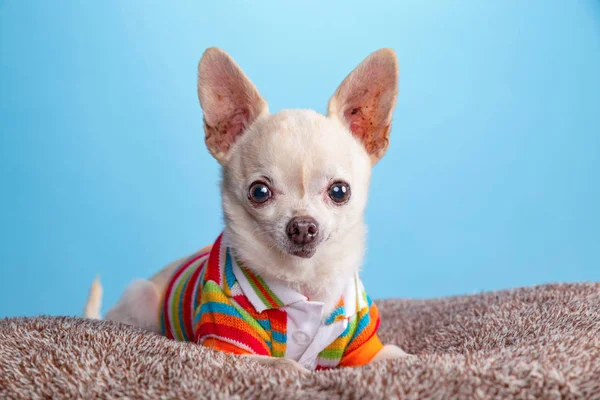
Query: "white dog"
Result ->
[[84, 48, 410, 373]]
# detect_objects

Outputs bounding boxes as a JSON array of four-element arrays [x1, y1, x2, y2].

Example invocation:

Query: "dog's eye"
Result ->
[[328, 181, 351, 204], [248, 182, 272, 204]]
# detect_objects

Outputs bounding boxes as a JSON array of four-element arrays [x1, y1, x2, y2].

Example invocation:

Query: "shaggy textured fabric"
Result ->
[[1, 283, 599, 399]]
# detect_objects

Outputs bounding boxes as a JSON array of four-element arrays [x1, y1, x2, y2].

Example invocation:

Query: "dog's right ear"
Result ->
[[197, 48, 268, 163]]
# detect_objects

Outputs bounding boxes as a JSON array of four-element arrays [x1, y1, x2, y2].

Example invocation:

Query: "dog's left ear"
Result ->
[[198, 48, 268, 163], [328, 49, 399, 165]]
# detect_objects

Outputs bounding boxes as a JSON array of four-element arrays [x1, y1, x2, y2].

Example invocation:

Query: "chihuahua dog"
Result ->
[[84, 47, 409, 373]]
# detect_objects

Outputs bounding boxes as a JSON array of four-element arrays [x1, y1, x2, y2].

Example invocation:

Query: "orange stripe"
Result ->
[[339, 333, 383, 367], [197, 245, 213, 255], [198, 312, 269, 343], [202, 338, 252, 355]]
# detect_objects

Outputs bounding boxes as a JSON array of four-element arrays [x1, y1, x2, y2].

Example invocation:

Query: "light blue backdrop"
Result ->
[[1, 1, 599, 318]]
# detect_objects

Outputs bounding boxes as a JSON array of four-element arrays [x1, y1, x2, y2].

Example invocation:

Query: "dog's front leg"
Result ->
[[243, 355, 311, 374], [369, 344, 413, 363]]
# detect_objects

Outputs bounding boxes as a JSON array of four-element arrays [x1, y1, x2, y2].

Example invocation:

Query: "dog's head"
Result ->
[[197, 48, 399, 286]]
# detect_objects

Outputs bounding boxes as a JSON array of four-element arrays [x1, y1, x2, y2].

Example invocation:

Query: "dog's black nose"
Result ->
[[286, 216, 319, 245]]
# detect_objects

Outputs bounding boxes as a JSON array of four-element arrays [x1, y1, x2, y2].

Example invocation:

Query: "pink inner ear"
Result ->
[[344, 104, 369, 138], [205, 107, 250, 155], [342, 85, 394, 155]]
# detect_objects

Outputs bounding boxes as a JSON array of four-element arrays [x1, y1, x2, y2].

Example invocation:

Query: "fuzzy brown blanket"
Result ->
[[1, 283, 599, 399]]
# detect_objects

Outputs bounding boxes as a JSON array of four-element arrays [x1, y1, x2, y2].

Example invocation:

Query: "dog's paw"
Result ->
[[244, 355, 311, 375], [270, 358, 311, 374]]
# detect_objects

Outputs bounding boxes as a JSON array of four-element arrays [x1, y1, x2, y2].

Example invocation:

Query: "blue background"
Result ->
[[1, 1, 599, 318]]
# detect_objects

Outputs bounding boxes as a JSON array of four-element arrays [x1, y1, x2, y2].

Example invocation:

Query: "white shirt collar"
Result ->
[[230, 248, 359, 320]]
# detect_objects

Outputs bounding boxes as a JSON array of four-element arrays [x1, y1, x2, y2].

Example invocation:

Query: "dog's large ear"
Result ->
[[328, 49, 399, 165], [198, 48, 268, 163]]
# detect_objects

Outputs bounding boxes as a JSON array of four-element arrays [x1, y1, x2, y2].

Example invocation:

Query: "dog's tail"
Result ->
[[83, 276, 103, 319]]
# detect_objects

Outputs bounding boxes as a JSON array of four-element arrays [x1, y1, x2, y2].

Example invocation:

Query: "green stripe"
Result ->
[[238, 261, 284, 308], [318, 347, 345, 360], [319, 317, 359, 361]]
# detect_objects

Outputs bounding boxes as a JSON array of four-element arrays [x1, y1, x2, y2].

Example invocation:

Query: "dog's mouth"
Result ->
[[288, 245, 317, 259], [267, 231, 327, 259]]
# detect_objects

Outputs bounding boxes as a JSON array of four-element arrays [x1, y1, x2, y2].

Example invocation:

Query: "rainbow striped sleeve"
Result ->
[[161, 250, 210, 342]]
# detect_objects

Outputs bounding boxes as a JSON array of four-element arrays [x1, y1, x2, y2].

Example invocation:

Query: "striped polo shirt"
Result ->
[[160, 232, 383, 370]]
